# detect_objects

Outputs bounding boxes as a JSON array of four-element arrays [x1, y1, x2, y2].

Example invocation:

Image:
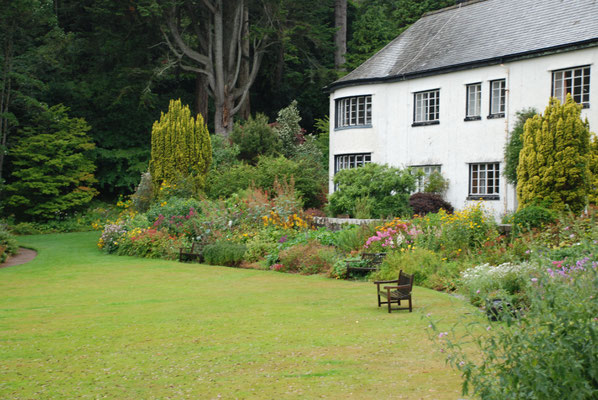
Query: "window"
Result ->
[[489, 79, 506, 118], [469, 163, 500, 199], [413, 89, 440, 125], [552, 66, 590, 108], [334, 153, 371, 174], [465, 83, 481, 120], [411, 165, 441, 193], [335, 95, 372, 128]]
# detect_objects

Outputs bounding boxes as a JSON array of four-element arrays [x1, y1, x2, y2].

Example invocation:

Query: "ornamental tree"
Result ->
[[504, 108, 538, 186], [149, 99, 212, 196], [516, 95, 591, 214], [3, 104, 97, 220]]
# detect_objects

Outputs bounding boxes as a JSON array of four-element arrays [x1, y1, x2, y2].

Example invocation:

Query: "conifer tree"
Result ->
[[517, 94, 591, 214], [149, 99, 212, 195]]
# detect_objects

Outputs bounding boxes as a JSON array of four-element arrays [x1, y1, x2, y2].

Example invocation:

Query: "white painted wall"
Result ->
[[329, 47, 598, 218]]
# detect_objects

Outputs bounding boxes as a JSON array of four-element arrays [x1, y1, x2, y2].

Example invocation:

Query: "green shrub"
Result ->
[[512, 205, 557, 232], [130, 172, 154, 213], [278, 241, 338, 274], [116, 228, 185, 260], [440, 266, 598, 399], [254, 156, 327, 209], [3, 104, 98, 221], [206, 163, 256, 199], [203, 242, 247, 267], [372, 248, 442, 287], [231, 113, 281, 164], [335, 224, 377, 253], [0, 227, 19, 263], [329, 163, 415, 218], [146, 196, 202, 225]]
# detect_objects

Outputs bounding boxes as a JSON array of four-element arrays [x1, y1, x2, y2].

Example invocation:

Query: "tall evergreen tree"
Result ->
[[517, 95, 591, 214], [149, 99, 212, 195]]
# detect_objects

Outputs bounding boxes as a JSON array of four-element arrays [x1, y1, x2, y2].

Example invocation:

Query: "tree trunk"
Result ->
[[0, 27, 14, 182], [194, 73, 209, 121], [238, 4, 251, 120], [334, 0, 347, 70]]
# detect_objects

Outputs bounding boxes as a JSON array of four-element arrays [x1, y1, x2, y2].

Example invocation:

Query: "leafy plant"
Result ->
[[512, 205, 557, 232], [231, 113, 280, 164], [409, 192, 454, 216], [329, 163, 415, 218], [517, 95, 591, 214], [149, 99, 212, 195], [203, 242, 247, 267]]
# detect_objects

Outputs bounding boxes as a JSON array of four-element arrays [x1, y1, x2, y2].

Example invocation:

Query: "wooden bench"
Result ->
[[179, 241, 205, 263], [345, 252, 387, 274], [374, 270, 414, 313]]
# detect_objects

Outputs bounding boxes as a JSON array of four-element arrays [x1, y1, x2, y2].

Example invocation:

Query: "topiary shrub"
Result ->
[[130, 172, 154, 213], [409, 192, 454, 216], [203, 242, 247, 267], [512, 205, 557, 232]]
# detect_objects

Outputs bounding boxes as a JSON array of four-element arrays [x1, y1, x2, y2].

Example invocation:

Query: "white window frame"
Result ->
[[469, 162, 500, 199], [334, 153, 372, 174], [489, 79, 506, 117], [335, 95, 372, 128], [465, 83, 481, 119], [413, 89, 440, 124], [552, 66, 591, 108], [411, 165, 442, 193]]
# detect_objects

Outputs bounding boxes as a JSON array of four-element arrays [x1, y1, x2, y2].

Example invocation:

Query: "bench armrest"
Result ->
[[383, 284, 411, 290]]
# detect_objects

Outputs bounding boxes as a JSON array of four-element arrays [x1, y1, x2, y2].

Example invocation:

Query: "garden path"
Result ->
[[0, 248, 37, 268]]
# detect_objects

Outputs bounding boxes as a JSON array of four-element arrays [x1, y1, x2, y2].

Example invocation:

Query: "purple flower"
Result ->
[[531, 278, 538, 283], [278, 235, 287, 244]]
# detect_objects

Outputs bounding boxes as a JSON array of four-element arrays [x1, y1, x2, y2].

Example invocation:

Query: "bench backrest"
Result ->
[[398, 271, 414, 293], [362, 252, 386, 265]]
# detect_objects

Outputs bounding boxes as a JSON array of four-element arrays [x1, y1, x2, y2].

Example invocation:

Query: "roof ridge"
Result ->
[[423, 0, 489, 17]]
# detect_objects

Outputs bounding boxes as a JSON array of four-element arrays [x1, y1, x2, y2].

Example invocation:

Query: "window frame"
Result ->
[[334, 95, 373, 129], [551, 65, 591, 108], [468, 162, 500, 200], [412, 89, 440, 126], [334, 153, 372, 175], [488, 79, 506, 118], [465, 83, 482, 121]]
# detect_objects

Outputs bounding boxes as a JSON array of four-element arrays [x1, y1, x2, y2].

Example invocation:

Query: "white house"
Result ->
[[328, 0, 598, 217]]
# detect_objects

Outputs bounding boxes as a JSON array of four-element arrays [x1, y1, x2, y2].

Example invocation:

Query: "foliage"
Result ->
[[409, 192, 453, 216], [0, 225, 19, 263], [274, 100, 302, 159], [149, 99, 212, 195], [329, 163, 415, 218], [203, 242, 247, 267], [436, 266, 598, 399], [130, 172, 154, 213], [413, 204, 498, 260], [231, 113, 281, 164], [372, 248, 451, 288], [334, 224, 377, 253], [423, 170, 449, 195], [512, 205, 557, 232], [210, 134, 241, 170], [3, 104, 97, 221], [504, 108, 538, 185], [590, 134, 598, 205], [460, 262, 536, 308], [116, 228, 186, 260], [277, 241, 338, 274], [146, 196, 201, 226], [254, 156, 327, 209], [313, 116, 330, 169], [206, 163, 256, 199], [517, 95, 591, 214]]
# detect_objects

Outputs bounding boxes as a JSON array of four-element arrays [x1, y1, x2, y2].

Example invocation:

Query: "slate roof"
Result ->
[[330, 0, 598, 90]]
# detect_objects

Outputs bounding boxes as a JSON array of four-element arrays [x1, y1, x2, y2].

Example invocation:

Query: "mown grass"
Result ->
[[0, 232, 480, 399]]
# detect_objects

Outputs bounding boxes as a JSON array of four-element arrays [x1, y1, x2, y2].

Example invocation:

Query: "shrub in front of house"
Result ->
[[512, 205, 557, 232], [409, 192, 454, 216], [329, 163, 415, 218]]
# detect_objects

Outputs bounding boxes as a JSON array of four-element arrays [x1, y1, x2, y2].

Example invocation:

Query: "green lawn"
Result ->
[[1, 232, 478, 399]]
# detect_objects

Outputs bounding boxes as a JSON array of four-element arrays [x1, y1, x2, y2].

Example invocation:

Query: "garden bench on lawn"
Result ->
[[346, 252, 386, 274], [179, 241, 205, 263], [374, 270, 414, 313]]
